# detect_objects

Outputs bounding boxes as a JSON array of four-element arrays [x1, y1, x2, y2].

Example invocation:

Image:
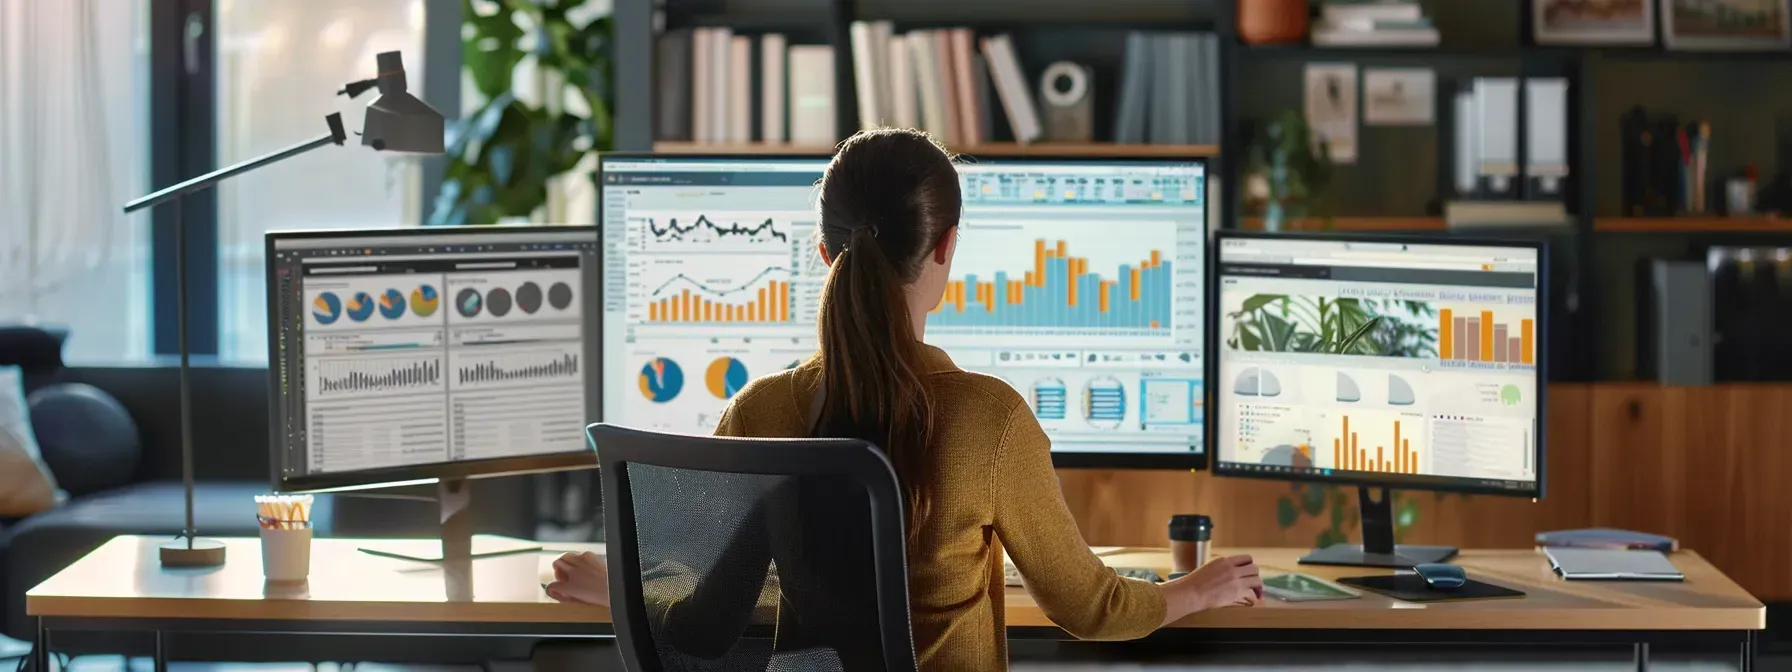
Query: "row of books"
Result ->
[[653, 26, 1227, 146], [848, 22, 1033, 145], [655, 29, 838, 145], [1114, 32, 1222, 145]]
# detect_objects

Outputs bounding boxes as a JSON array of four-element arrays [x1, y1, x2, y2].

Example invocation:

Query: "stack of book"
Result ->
[[848, 21, 1036, 146], [655, 29, 838, 146], [1112, 32, 1222, 145], [1311, 0, 1440, 47]]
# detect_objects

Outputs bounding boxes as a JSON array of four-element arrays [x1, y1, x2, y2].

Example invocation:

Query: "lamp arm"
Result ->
[[123, 112, 348, 214]]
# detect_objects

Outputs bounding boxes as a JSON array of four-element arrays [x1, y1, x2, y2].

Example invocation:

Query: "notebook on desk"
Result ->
[[1545, 547, 1685, 581]]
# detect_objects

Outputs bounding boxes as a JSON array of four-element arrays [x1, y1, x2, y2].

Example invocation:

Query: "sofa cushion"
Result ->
[[28, 382, 142, 497], [0, 482, 335, 642]]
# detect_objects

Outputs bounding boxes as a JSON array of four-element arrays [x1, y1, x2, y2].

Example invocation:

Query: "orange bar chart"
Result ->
[[1332, 414, 1419, 474], [647, 280, 791, 324], [1441, 310, 1536, 365]]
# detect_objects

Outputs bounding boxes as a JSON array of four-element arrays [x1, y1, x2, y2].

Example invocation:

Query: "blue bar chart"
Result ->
[[927, 238, 1172, 335]]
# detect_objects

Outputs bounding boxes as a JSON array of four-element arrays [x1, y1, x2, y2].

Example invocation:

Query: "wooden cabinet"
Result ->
[[1058, 384, 1792, 601]]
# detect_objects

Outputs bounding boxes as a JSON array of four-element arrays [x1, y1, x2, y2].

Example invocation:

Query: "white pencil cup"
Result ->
[[260, 526, 312, 581]]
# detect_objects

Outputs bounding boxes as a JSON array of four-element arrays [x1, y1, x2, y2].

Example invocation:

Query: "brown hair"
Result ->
[[812, 129, 960, 541]]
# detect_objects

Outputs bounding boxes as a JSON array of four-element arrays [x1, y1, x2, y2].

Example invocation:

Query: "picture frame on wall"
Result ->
[[1533, 0, 1657, 44], [1664, 0, 1792, 49]]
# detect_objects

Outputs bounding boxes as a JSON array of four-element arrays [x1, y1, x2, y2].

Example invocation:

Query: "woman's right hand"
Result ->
[[1160, 554, 1262, 625]]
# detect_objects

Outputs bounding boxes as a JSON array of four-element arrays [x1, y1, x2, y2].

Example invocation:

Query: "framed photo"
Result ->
[[1664, 0, 1792, 50], [1533, 0, 1657, 45]]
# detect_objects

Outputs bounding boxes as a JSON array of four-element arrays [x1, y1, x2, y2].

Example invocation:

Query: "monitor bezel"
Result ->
[[1205, 229, 1547, 498], [264, 225, 600, 495], [597, 152, 1212, 471]]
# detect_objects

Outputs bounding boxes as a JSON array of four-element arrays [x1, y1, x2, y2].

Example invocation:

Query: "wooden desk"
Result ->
[[1007, 547, 1766, 632], [26, 535, 607, 672], [29, 537, 1768, 671]]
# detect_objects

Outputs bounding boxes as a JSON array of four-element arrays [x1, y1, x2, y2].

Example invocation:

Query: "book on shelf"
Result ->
[[788, 45, 836, 146], [655, 30, 692, 142], [1311, 1, 1439, 47], [1113, 31, 1221, 146], [656, 29, 834, 147], [850, 23, 1050, 145]]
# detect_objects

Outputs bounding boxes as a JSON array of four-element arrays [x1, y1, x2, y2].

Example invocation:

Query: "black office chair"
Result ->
[[587, 424, 917, 672]]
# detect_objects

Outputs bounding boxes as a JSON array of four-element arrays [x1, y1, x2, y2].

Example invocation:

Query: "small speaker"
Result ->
[[1039, 61, 1094, 142], [1636, 260, 1713, 385]]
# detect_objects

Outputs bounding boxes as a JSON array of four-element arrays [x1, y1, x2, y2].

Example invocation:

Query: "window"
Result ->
[[0, 0, 152, 363], [214, 0, 426, 363]]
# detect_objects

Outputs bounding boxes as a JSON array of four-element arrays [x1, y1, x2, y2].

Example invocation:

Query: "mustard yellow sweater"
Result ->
[[714, 344, 1166, 669]]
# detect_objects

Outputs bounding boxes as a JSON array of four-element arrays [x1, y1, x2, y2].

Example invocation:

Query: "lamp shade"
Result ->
[[360, 51, 445, 154]]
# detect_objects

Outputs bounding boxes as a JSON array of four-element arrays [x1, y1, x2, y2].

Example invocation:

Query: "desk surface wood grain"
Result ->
[[30, 537, 1763, 631]]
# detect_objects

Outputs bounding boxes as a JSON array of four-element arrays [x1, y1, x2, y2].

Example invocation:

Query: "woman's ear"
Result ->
[[818, 241, 833, 265], [933, 226, 957, 265]]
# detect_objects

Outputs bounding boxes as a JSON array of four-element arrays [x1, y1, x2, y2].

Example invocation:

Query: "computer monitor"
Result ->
[[1209, 231, 1545, 567], [599, 154, 1209, 468], [266, 226, 601, 561]]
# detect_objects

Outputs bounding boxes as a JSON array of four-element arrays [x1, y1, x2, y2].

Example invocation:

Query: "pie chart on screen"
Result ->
[[705, 357, 749, 400], [345, 292, 375, 322], [638, 358, 683, 403], [378, 289, 407, 319], [456, 288, 482, 317], [312, 293, 342, 325], [411, 285, 439, 317]]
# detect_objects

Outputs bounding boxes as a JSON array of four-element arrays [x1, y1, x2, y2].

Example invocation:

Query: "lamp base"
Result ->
[[159, 537, 227, 567]]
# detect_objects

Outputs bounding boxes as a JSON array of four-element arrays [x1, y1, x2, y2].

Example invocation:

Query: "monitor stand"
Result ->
[[1298, 486, 1457, 568], [356, 479, 542, 563]]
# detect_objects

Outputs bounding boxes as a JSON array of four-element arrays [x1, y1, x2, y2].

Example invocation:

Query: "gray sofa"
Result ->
[[0, 326, 536, 661]]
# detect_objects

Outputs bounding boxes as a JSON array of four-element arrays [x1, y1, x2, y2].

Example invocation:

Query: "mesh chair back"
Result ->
[[588, 424, 916, 672]]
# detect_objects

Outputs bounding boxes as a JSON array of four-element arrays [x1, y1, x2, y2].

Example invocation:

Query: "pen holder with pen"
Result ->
[[257, 495, 314, 582]]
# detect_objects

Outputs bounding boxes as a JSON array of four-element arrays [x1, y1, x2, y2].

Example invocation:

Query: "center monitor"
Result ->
[[1210, 231, 1545, 567], [598, 154, 1209, 468]]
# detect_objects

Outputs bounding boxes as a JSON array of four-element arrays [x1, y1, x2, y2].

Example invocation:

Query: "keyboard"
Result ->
[[1004, 563, 1161, 587]]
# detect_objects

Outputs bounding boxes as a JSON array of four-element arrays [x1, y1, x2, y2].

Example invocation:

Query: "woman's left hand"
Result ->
[[545, 551, 610, 606]]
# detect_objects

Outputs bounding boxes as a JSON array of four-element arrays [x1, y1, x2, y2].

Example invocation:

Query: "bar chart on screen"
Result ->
[[1438, 306, 1535, 366], [927, 221, 1178, 338], [641, 264, 795, 324], [1329, 411, 1426, 474]]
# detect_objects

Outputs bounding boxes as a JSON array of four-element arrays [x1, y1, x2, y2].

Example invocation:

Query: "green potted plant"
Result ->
[[430, 0, 613, 225], [1244, 109, 1333, 231]]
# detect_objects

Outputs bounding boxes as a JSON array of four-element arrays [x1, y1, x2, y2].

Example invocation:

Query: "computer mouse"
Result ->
[[1414, 563, 1466, 591]]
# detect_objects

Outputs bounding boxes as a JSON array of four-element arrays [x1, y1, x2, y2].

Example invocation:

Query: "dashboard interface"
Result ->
[[1212, 236, 1542, 492], [268, 229, 602, 480], [600, 156, 1209, 459]]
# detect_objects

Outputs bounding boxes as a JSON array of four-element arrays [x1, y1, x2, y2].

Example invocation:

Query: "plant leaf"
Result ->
[[1276, 498, 1298, 529], [1240, 294, 1285, 314], [1301, 484, 1326, 516], [1336, 315, 1383, 354]]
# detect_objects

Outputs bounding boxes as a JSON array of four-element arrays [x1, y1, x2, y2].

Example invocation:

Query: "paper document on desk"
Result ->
[[1546, 547, 1684, 581]]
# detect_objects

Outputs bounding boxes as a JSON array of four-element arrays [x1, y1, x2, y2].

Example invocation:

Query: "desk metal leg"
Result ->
[[1740, 630, 1757, 672], [1633, 642, 1650, 671], [154, 631, 168, 672], [31, 618, 49, 672]]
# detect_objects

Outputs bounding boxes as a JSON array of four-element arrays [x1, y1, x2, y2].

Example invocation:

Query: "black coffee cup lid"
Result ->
[[1168, 514, 1211, 540]]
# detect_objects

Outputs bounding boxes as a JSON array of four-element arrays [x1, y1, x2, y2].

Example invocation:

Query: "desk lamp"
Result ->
[[123, 52, 443, 568]]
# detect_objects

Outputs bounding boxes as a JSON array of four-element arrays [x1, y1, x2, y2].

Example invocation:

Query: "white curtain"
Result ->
[[0, 0, 147, 361]]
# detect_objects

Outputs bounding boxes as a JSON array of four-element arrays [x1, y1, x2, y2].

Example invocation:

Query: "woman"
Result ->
[[549, 128, 1261, 668]]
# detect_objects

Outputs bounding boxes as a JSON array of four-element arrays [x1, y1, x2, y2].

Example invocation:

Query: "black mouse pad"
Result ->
[[1337, 574, 1526, 602]]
